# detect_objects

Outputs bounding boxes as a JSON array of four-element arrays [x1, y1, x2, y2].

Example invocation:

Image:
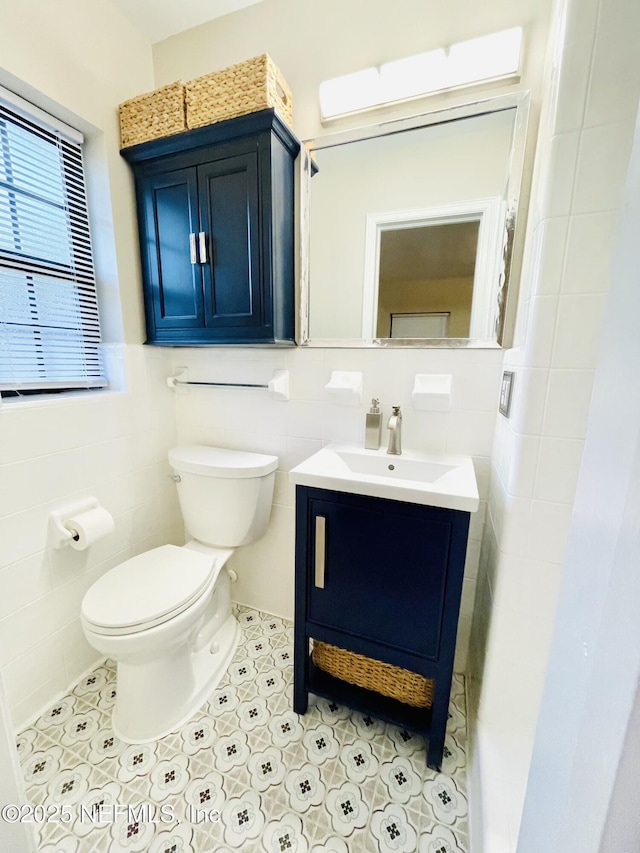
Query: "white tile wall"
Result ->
[[539, 131, 580, 218], [533, 217, 569, 296], [525, 500, 574, 565], [562, 211, 616, 293], [572, 123, 635, 213], [551, 293, 607, 368], [523, 295, 559, 367], [172, 344, 503, 672], [469, 0, 640, 849], [535, 437, 585, 504], [506, 367, 549, 436], [505, 434, 540, 499], [542, 368, 596, 438], [0, 345, 182, 729]]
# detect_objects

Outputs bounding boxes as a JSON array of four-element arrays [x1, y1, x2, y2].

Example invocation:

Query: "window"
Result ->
[[0, 88, 106, 397]]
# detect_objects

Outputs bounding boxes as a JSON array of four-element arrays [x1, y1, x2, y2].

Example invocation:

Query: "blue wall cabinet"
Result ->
[[293, 486, 471, 770], [121, 110, 300, 345]]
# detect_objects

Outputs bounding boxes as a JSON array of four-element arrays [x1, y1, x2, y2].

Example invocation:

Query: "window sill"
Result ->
[[0, 387, 124, 410]]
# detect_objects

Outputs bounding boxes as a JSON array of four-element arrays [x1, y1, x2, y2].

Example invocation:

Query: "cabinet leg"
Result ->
[[427, 682, 453, 771], [293, 627, 309, 715], [427, 735, 444, 771], [293, 681, 308, 715]]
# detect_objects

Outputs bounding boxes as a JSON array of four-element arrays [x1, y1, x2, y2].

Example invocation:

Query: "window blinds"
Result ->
[[0, 91, 106, 392]]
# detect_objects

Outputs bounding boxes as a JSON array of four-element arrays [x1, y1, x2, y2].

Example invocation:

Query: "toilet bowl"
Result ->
[[80, 445, 278, 743]]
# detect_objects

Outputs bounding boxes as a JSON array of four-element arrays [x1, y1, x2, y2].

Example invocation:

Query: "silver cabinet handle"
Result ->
[[314, 515, 326, 589], [198, 231, 208, 263], [189, 233, 197, 264]]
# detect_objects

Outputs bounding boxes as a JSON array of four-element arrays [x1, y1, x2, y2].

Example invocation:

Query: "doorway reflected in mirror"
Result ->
[[376, 220, 479, 338]]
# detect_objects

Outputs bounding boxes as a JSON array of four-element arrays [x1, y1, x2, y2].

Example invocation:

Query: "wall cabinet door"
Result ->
[[140, 168, 203, 333], [199, 152, 262, 334]]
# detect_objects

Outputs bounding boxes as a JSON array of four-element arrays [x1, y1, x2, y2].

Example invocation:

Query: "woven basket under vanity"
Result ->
[[312, 640, 435, 709], [186, 53, 293, 130], [118, 81, 187, 148]]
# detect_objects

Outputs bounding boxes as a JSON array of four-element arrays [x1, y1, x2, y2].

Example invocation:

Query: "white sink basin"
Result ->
[[289, 443, 479, 512]]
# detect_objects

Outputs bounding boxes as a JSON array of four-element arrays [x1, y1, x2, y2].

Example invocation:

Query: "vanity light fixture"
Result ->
[[319, 27, 523, 121]]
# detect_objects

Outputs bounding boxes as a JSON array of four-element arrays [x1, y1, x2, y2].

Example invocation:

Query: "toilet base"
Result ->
[[112, 614, 240, 743]]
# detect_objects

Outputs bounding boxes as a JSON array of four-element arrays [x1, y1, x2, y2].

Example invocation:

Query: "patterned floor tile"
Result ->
[[16, 606, 469, 852], [419, 823, 470, 853], [420, 770, 470, 844], [375, 753, 424, 811]]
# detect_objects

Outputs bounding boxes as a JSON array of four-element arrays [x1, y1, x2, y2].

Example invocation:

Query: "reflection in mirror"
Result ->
[[377, 220, 479, 338], [304, 94, 529, 347], [363, 196, 503, 340]]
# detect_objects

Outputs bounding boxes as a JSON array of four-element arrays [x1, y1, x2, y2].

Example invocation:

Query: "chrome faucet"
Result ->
[[386, 405, 402, 455]]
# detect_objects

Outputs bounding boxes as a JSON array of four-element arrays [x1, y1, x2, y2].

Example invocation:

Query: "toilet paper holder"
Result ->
[[49, 497, 101, 549]]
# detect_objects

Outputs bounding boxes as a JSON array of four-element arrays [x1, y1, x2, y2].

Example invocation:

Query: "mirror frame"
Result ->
[[299, 91, 531, 349]]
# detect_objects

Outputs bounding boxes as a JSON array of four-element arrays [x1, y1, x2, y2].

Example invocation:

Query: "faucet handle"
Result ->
[[392, 405, 402, 415]]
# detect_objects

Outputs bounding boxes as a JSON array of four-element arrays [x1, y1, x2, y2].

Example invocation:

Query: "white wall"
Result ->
[[0, 0, 184, 731], [518, 84, 640, 852], [467, 0, 640, 848]]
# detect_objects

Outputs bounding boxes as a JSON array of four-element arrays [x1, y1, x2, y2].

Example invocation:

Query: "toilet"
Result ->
[[80, 445, 278, 743]]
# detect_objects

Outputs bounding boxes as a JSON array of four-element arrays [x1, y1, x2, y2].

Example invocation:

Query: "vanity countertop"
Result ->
[[289, 443, 479, 512]]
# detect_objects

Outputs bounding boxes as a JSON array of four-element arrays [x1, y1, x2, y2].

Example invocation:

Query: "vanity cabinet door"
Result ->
[[307, 492, 452, 660], [139, 168, 204, 336]]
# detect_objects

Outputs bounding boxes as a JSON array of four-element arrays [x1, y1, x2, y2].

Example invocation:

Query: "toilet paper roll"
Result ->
[[64, 507, 115, 551]]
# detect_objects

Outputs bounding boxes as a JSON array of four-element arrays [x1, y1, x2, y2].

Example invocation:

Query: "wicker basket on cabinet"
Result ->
[[186, 53, 293, 130], [118, 81, 187, 149]]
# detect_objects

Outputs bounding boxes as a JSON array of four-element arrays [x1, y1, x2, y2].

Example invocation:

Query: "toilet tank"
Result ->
[[168, 446, 278, 547]]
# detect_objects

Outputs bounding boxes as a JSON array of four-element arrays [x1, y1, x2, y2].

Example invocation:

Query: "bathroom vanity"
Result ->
[[290, 444, 478, 770], [121, 109, 299, 345]]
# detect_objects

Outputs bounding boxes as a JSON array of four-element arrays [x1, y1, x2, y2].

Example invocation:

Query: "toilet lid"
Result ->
[[82, 545, 216, 631], [169, 445, 278, 478]]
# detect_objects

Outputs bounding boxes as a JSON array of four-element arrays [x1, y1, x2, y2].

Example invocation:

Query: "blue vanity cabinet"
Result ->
[[293, 486, 471, 770], [121, 109, 300, 345]]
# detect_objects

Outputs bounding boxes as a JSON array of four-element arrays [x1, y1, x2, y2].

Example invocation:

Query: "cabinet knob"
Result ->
[[189, 233, 197, 265]]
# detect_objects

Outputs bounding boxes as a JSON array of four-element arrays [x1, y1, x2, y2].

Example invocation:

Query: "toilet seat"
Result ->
[[82, 545, 218, 636]]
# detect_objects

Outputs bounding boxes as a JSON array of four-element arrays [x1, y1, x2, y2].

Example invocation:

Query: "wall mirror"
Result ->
[[300, 92, 530, 348]]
